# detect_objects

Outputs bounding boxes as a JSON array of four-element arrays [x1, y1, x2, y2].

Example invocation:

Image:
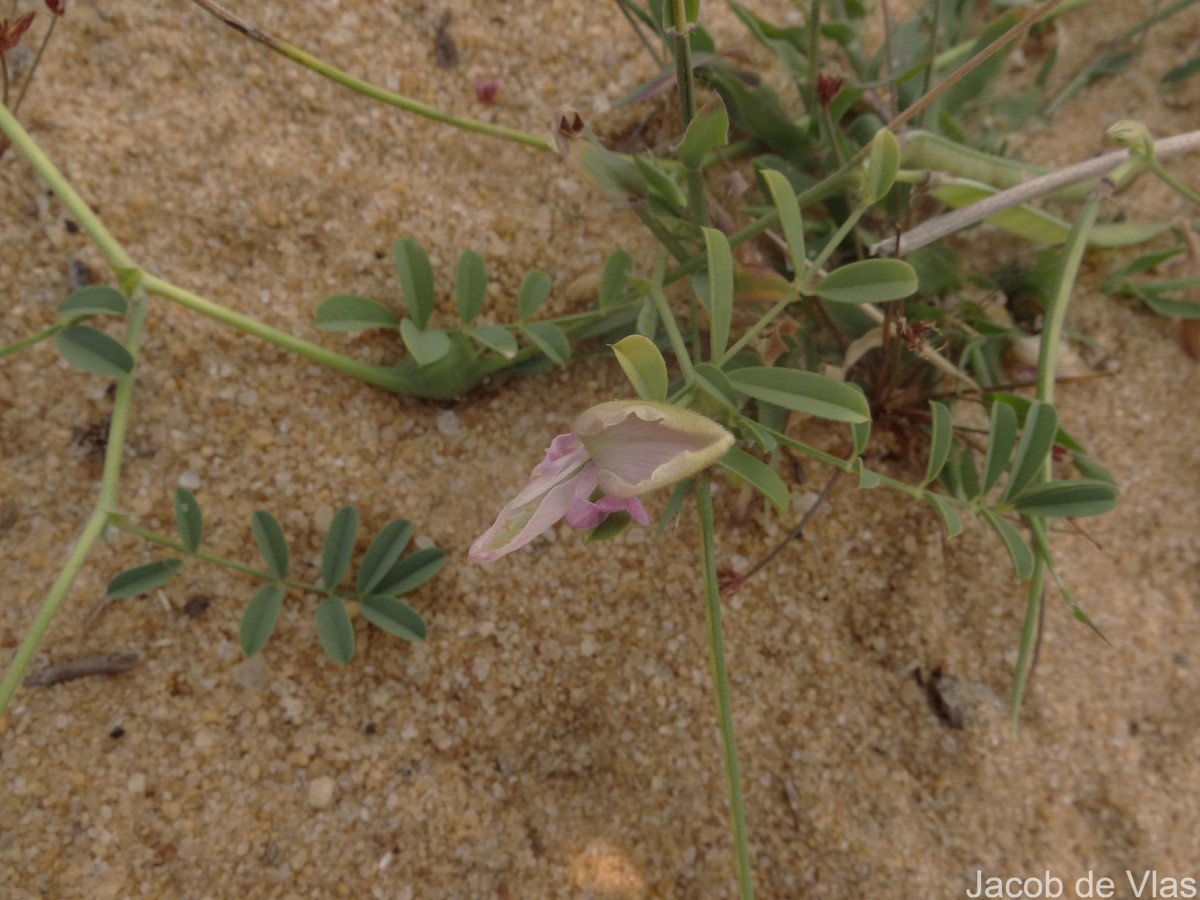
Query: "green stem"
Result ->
[[669, 0, 697, 126], [717, 291, 798, 366], [141, 274, 407, 391], [113, 521, 319, 594], [0, 323, 63, 360], [651, 283, 696, 382], [1147, 158, 1200, 208], [669, 0, 707, 228], [0, 287, 150, 718], [695, 473, 754, 900], [0, 102, 135, 271], [188, 0, 552, 153], [797, 203, 868, 294]]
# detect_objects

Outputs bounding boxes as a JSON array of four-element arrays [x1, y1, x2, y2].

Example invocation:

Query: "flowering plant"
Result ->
[[469, 399, 733, 563]]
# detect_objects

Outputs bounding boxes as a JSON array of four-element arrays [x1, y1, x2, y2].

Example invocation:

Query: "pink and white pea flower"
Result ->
[[469, 400, 734, 564]]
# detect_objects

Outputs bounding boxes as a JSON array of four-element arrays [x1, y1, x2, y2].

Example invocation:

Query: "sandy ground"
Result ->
[[2, 0, 1199, 897]]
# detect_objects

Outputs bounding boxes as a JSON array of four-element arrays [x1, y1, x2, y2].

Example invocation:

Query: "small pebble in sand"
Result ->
[[307, 776, 336, 810], [178, 470, 202, 490], [231, 654, 268, 691], [127, 773, 147, 796], [436, 409, 462, 436]]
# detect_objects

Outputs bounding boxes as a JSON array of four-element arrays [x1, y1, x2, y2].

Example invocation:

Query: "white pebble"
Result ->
[[307, 776, 336, 809], [435, 410, 462, 436], [231, 654, 268, 690], [127, 773, 147, 796], [178, 470, 202, 490]]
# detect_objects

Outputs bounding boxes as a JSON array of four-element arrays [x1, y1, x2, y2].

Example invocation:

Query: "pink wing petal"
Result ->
[[468, 435, 591, 563]]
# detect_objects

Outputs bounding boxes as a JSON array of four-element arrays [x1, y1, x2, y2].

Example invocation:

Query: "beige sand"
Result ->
[[2, 1, 1198, 897]]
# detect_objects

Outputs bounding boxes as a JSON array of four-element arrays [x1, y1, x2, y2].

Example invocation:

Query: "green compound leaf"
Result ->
[[703, 227, 734, 361], [468, 324, 519, 359], [675, 94, 729, 170], [321, 507, 358, 591], [173, 488, 203, 554], [360, 596, 427, 642], [250, 510, 289, 580], [692, 362, 739, 410], [866, 128, 901, 204], [1011, 479, 1119, 519], [238, 584, 285, 657], [953, 447, 981, 501], [370, 547, 447, 598], [634, 156, 687, 215], [923, 400, 954, 486], [315, 596, 355, 665], [599, 249, 634, 312], [981, 402, 1018, 496], [356, 518, 414, 596], [611, 334, 668, 402], [815, 259, 919, 305], [729, 366, 870, 423], [851, 419, 871, 459], [719, 447, 789, 513], [399, 319, 452, 367], [314, 294, 399, 332], [521, 322, 571, 365], [57, 286, 127, 318], [926, 493, 964, 538], [393, 238, 435, 329], [517, 269, 553, 320], [454, 249, 488, 325], [54, 325, 133, 378], [106, 558, 184, 599], [1001, 401, 1058, 503], [980, 510, 1034, 580], [854, 456, 881, 488], [761, 168, 806, 280]]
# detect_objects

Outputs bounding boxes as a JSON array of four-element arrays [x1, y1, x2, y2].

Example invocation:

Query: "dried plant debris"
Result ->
[[23, 651, 140, 688], [433, 11, 457, 69]]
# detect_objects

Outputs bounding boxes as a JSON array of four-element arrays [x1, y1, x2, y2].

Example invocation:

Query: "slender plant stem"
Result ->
[[0, 287, 149, 718], [141, 274, 408, 391], [717, 291, 797, 365], [1147, 159, 1200, 208], [695, 473, 754, 900], [668, 0, 708, 229], [0, 102, 135, 271], [10, 13, 57, 115], [651, 283, 696, 382], [613, 0, 664, 68], [0, 323, 62, 360], [797, 204, 868, 294], [668, 0, 697, 126], [186, 0, 553, 153]]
